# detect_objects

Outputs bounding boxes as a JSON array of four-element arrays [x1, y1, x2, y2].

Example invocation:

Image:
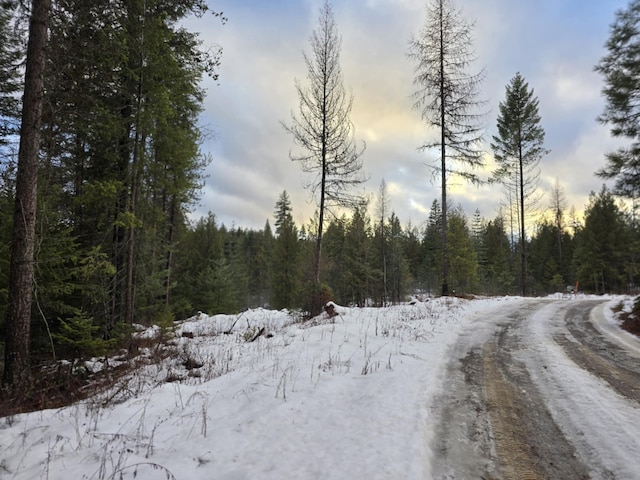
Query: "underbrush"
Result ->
[[625, 298, 640, 336], [0, 300, 458, 419], [0, 333, 176, 418], [612, 297, 640, 337]]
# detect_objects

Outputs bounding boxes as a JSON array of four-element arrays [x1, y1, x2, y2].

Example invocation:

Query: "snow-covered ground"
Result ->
[[0, 295, 637, 479]]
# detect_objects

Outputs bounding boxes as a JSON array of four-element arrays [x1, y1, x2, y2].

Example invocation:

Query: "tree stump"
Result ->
[[325, 302, 338, 318]]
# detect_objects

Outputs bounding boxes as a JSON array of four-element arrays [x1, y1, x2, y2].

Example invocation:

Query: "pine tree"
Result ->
[[38, 0, 220, 330], [421, 199, 443, 295], [172, 213, 224, 316], [387, 212, 411, 303], [573, 187, 629, 293], [403, 221, 423, 294], [271, 191, 300, 309], [471, 208, 486, 288], [322, 215, 348, 304], [595, 0, 640, 198], [343, 207, 372, 306], [491, 72, 547, 296], [245, 226, 272, 308], [447, 208, 477, 294], [481, 215, 513, 294], [0, 1, 22, 153], [529, 220, 562, 294], [274, 191, 294, 235]]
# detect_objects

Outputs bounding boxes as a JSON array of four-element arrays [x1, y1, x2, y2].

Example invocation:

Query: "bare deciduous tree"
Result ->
[[376, 179, 389, 305], [549, 178, 568, 261], [408, 0, 485, 296], [283, 0, 366, 284]]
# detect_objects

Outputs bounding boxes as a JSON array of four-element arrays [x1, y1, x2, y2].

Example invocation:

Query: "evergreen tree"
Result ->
[[447, 208, 478, 294], [322, 215, 348, 304], [529, 220, 563, 294], [0, 0, 225, 370], [421, 199, 443, 295], [595, 0, 640, 198], [0, 3, 19, 326], [573, 187, 629, 293], [271, 191, 300, 309], [471, 209, 486, 288], [223, 228, 250, 310], [491, 72, 547, 296], [245, 223, 272, 308], [408, 0, 485, 296], [172, 213, 224, 316], [403, 221, 423, 295], [274, 191, 294, 235], [387, 212, 412, 303], [0, 1, 22, 153], [343, 207, 372, 306], [622, 208, 640, 290], [38, 0, 219, 329], [480, 215, 513, 294]]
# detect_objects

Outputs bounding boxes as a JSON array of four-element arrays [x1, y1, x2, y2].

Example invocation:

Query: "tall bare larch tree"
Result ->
[[284, 0, 366, 287], [408, 0, 485, 296]]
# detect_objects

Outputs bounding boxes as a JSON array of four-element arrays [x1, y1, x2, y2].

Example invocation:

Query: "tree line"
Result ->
[[176, 185, 639, 318]]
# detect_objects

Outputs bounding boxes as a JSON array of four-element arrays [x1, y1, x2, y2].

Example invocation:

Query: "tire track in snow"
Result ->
[[430, 299, 597, 480], [482, 313, 590, 480], [482, 341, 539, 480], [520, 299, 640, 479], [554, 301, 640, 403]]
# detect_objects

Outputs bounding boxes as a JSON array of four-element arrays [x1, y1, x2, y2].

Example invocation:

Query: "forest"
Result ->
[[176, 185, 638, 314], [1, 0, 640, 382]]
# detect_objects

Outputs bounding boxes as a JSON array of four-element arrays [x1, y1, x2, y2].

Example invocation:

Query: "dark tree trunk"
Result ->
[[2, 0, 51, 387], [519, 144, 526, 296], [439, 4, 449, 297]]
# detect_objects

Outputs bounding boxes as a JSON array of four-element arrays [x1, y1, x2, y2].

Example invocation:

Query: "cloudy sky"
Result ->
[[187, 0, 629, 231]]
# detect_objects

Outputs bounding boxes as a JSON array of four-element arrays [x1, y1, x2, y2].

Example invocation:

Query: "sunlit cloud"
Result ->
[[410, 198, 429, 216], [188, 0, 631, 231]]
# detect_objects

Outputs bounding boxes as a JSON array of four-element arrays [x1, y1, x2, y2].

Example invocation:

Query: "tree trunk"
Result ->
[[315, 58, 328, 285], [165, 196, 177, 305], [439, 3, 449, 296], [519, 144, 526, 296], [2, 0, 51, 387]]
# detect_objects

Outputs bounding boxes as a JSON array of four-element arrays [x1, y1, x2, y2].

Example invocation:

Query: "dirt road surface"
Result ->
[[430, 298, 640, 480]]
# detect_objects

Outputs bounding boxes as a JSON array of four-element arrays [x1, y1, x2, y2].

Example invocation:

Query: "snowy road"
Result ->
[[431, 298, 640, 480]]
